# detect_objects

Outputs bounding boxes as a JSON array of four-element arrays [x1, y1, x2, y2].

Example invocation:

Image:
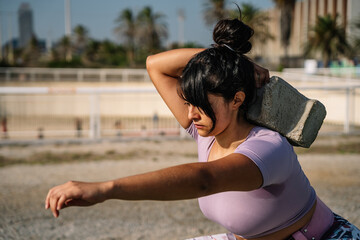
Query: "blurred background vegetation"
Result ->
[[1, 0, 360, 70]]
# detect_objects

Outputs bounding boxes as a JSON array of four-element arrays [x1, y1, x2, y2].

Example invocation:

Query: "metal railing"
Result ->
[[0, 67, 150, 82], [0, 69, 359, 143], [1, 67, 358, 83], [273, 71, 360, 135], [284, 67, 360, 79], [0, 86, 181, 142]]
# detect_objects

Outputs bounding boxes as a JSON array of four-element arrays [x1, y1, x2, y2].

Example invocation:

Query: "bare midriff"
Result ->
[[234, 200, 317, 240]]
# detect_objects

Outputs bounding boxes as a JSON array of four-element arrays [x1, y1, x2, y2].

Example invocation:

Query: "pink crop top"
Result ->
[[186, 123, 316, 239]]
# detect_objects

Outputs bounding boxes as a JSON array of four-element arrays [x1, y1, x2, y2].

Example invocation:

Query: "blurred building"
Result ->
[[258, 0, 360, 68], [18, 3, 34, 48]]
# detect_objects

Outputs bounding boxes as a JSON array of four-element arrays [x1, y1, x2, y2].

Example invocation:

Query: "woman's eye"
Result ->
[[184, 102, 190, 106]]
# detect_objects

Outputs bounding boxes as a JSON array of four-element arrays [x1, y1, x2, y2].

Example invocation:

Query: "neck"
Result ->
[[215, 116, 254, 151]]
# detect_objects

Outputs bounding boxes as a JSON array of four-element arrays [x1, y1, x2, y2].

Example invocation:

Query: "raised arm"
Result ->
[[146, 48, 204, 129], [146, 49, 270, 128]]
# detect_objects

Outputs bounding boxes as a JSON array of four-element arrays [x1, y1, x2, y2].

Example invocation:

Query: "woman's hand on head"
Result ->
[[253, 62, 270, 88], [45, 181, 111, 218]]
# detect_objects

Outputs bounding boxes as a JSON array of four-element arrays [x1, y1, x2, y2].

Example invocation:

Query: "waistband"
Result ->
[[291, 197, 334, 240]]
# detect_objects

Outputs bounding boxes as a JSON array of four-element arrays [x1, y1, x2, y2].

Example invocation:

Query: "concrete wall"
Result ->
[[1, 80, 359, 127]]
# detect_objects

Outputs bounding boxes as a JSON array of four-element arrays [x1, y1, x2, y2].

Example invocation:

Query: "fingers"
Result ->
[[45, 181, 102, 218], [50, 192, 60, 217], [255, 71, 269, 88], [265, 69, 270, 84], [45, 189, 51, 210], [253, 62, 270, 88], [45, 182, 74, 218], [57, 194, 67, 211], [255, 72, 262, 88]]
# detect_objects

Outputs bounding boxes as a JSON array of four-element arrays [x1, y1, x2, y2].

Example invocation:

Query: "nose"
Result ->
[[187, 104, 200, 120]]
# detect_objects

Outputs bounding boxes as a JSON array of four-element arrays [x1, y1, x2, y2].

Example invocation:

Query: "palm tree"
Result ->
[[350, 16, 360, 57], [22, 35, 41, 66], [84, 39, 100, 64], [203, 0, 228, 26], [114, 8, 137, 66], [305, 14, 351, 67], [73, 25, 89, 56], [273, 0, 296, 65], [97, 40, 126, 67], [229, 3, 274, 51], [137, 6, 167, 53], [58, 35, 72, 61]]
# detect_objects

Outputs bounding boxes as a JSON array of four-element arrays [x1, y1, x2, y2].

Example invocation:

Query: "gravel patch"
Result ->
[[0, 139, 359, 239]]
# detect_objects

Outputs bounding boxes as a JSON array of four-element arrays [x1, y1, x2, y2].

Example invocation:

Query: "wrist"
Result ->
[[101, 180, 116, 200]]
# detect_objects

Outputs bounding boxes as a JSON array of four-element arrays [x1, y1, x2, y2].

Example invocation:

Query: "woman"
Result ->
[[45, 17, 360, 239]]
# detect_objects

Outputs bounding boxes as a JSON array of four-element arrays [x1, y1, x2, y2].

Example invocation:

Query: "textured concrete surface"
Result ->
[[247, 76, 327, 148], [0, 139, 359, 239]]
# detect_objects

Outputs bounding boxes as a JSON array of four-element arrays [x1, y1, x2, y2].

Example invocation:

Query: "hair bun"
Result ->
[[213, 18, 254, 54]]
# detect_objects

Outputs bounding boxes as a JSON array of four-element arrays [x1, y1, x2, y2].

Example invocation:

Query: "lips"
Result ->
[[194, 123, 205, 129]]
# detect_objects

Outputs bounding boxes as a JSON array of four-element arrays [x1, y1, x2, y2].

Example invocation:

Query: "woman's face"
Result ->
[[186, 94, 234, 137]]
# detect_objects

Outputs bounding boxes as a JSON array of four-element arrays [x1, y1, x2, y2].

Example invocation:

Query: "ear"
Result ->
[[233, 91, 245, 109]]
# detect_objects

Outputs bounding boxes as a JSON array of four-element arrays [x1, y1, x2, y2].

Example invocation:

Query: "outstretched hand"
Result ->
[[45, 181, 109, 218], [253, 62, 270, 88]]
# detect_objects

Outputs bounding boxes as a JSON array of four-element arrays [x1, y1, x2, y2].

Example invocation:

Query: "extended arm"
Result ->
[[45, 153, 262, 217]]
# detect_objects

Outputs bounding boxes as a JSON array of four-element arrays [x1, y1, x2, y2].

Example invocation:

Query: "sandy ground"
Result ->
[[0, 137, 359, 240]]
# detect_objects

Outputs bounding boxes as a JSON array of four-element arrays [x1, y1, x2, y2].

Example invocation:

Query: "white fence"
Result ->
[[0, 68, 359, 143], [0, 85, 181, 141], [285, 67, 360, 79], [0, 67, 150, 82], [274, 70, 360, 134]]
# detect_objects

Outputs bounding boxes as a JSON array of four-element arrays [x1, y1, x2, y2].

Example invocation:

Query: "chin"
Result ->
[[198, 133, 210, 137], [197, 129, 215, 137]]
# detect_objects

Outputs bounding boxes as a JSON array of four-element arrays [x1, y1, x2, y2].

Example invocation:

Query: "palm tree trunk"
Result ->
[[66, 49, 72, 61], [284, 45, 289, 67], [274, 0, 296, 67], [323, 52, 330, 68], [127, 47, 135, 67]]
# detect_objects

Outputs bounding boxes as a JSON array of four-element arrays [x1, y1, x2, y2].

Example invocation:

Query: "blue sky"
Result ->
[[0, 0, 274, 47]]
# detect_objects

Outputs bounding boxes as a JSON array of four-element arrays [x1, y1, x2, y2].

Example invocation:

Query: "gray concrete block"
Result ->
[[247, 76, 327, 148]]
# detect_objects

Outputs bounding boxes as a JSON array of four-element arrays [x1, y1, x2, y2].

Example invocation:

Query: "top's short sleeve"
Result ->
[[234, 128, 296, 187]]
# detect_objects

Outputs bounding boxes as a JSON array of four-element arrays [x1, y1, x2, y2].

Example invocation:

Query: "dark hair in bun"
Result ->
[[213, 18, 254, 54], [179, 14, 255, 133]]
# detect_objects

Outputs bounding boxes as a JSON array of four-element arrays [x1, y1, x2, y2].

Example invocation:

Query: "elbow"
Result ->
[[146, 55, 154, 72]]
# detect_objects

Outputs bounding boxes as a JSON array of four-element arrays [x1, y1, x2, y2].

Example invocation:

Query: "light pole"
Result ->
[[177, 9, 185, 47], [64, 0, 72, 61], [65, 0, 71, 37], [0, 13, 3, 61]]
